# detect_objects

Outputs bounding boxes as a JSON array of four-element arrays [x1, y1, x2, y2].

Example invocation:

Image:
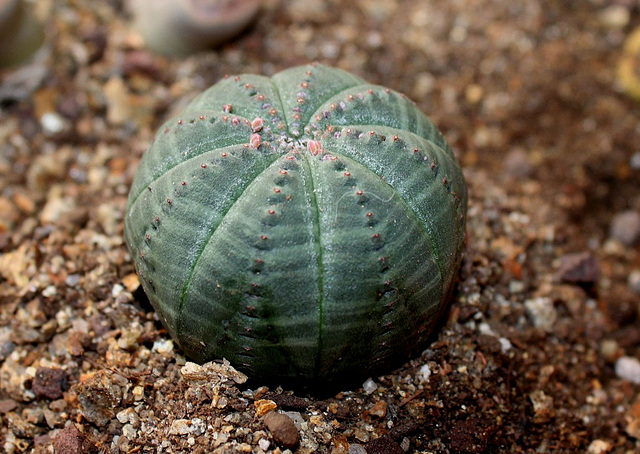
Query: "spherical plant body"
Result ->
[[124, 63, 467, 386]]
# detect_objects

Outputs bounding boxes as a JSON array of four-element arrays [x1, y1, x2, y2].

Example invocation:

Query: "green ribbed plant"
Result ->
[[124, 63, 467, 386]]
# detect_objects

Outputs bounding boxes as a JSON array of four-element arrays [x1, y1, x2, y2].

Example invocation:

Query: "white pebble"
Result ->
[[152, 338, 174, 354], [417, 363, 431, 383], [65, 274, 81, 287], [116, 407, 137, 424], [524, 297, 557, 331], [168, 419, 190, 435], [615, 356, 640, 384], [168, 418, 205, 436], [40, 112, 66, 134], [499, 337, 513, 353], [258, 438, 271, 451], [478, 322, 495, 336], [111, 283, 124, 298], [362, 377, 377, 395], [55, 309, 71, 329], [610, 211, 640, 246], [587, 439, 612, 454], [628, 270, 640, 295], [133, 385, 144, 401], [599, 5, 629, 29], [508, 280, 525, 294], [122, 423, 137, 438], [42, 285, 57, 297]]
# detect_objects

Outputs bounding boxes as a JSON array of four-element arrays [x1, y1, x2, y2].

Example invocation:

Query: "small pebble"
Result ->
[[529, 390, 554, 423], [254, 399, 277, 417], [610, 211, 640, 246], [122, 423, 137, 438], [32, 367, 67, 400], [625, 401, 640, 439], [40, 112, 67, 135], [465, 84, 483, 104], [615, 356, 640, 384], [417, 363, 431, 383], [42, 408, 60, 428], [362, 377, 377, 395], [263, 412, 300, 449], [65, 274, 81, 287], [599, 5, 630, 29], [168, 418, 205, 435], [499, 337, 513, 353], [168, 419, 191, 435], [600, 339, 620, 363], [368, 400, 387, 418], [508, 279, 525, 293], [132, 385, 144, 401], [34, 433, 51, 447], [282, 411, 304, 427], [180, 359, 247, 384], [524, 297, 557, 331], [587, 439, 613, 454], [116, 407, 139, 424], [75, 371, 125, 426], [502, 148, 533, 179], [628, 269, 640, 295], [53, 425, 95, 454], [42, 285, 57, 298], [258, 438, 271, 451], [477, 333, 502, 354], [104, 76, 131, 126], [111, 283, 125, 298], [152, 338, 174, 355], [122, 273, 140, 292], [555, 251, 599, 284], [0, 399, 18, 414], [348, 444, 367, 454]]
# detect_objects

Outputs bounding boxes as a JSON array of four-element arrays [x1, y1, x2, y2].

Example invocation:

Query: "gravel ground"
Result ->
[[1, 0, 640, 453]]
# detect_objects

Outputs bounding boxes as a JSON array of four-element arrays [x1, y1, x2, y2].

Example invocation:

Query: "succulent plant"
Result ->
[[129, 0, 261, 57], [125, 63, 467, 386]]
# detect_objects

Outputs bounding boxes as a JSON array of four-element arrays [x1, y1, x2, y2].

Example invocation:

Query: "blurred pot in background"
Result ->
[[129, 0, 261, 57], [0, 0, 44, 68]]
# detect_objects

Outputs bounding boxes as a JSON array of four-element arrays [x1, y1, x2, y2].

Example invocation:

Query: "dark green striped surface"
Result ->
[[124, 63, 467, 384]]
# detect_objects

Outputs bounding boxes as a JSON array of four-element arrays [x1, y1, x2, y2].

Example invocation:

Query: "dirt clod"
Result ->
[[555, 251, 600, 284], [53, 424, 98, 454], [32, 367, 67, 400], [263, 411, 300, 449], [72, 371, 125, 427], [365, 436, 404, 454]]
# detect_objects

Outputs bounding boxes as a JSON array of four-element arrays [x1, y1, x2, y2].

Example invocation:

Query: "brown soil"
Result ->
[[1, 1, 640, 453]]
